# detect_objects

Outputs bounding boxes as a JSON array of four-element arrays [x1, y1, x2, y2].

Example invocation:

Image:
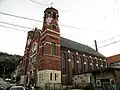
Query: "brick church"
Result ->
[[20, 7, 108, 89]]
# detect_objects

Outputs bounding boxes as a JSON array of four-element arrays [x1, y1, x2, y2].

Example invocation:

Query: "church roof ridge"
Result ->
[[60, 37, 105, 58]]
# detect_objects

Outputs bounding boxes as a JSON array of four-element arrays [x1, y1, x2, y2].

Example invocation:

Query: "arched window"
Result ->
[[71, 55, 75, 73], [42, 46, 44, 55], [55, 73, 57, 81], [52, 42, 56, 55], [50, 73, 52, 80], [41, 43, 44, 56], [82, 56, 87, 73], [90, 58, 94, 70], [62, 53, 66, 75], [32, 42, 37, 53], [53, 12, 56, 19], [76, 56, 82, 74], [85, 58, 88, 72]]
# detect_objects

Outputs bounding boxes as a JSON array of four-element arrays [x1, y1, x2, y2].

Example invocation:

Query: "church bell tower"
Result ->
[[37, 7, 61, 89], [42, 7, 59, 32]]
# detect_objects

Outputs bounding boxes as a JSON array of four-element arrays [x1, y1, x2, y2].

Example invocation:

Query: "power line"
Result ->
[[0, 23, 103, 54], [87, 39, 120, 53], [1, 23, 120, 54], [90, 35, 120, 48], [0, 12, 42, 22], [1, 11, 120, 46], [0, 21, 32, 29], [98, 35, 120, 44], [98, 37, 114, 44], [2, 10, 118, 44], [30, 0, 48, 6], [0, 24, 28, 32], [60, 24, 83, 30], [30, 0, 68, 12], [1, 12, 120, 44], [0, 11, 90, 30], [99, 39, 120, 48]]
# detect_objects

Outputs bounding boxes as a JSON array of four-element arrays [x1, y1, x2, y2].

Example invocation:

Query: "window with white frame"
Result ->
[[32, 42, 37, 53], [50, 73, 52, 80]]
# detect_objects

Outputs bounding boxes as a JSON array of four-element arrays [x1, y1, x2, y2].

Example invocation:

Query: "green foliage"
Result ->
[[0, 51, 22, 76]]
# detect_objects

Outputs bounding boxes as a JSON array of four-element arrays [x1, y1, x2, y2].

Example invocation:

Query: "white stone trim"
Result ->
[[44, 54, 61, 58], [68, 50, 70, 53], [40, 33, 60, 41], [39, 45, 42, 48], [47, 29, 60, 34], [37, 70, 61, 88], [76, 60, 79, 63], [83, 54, 85, 56], [105, 65, 107, 67], [104, 59, 107, 61], [30, 53, 36, 58], [90, 63, 93, 65], [95, 57, 97, 59], [44, 42, 51, 46], [96, 64, 98, 66], [41, 29, 60, 36], [44, 41, 60, 47], [76, 52, 78, 55], [84, 62, 86, 64], [89, 56, 92, 58], [56, 44, 60, 46], [68, 59, 71, 62], [101, 65, 103, 67]]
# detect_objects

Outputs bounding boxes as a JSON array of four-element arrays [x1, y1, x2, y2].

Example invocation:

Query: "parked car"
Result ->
[[10, 86, 25, 90]]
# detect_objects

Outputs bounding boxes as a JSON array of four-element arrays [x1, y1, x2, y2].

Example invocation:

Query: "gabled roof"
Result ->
[[60, 37, 105, 58]]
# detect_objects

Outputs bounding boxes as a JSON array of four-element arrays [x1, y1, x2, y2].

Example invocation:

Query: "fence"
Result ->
[[43, 82, 118, 90], [45, 83, 71, 90], [44, 83, 92, 90]]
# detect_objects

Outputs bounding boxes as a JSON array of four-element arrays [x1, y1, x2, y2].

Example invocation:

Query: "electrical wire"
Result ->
[[1, 23, 120, 55], [87, 39, 120, 53], [0, 12, 42, 22], [0, 21, 32, 29], [0, 12, 88, 30], [90, 34, 120, 48], [98, 35, 120, 44], [1, 12, 120, 48], [30, 0, 68, 12], [99, 39, 120, 48], [1, 11, 120, 48], [0, 24, 28, 32]]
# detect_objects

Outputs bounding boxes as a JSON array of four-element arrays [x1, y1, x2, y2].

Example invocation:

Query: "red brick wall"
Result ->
[[107, 54, 120, 64], [115, 70, 120, 84]]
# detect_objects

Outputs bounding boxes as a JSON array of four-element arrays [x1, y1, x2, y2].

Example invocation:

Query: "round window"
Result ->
[[51, 24, 57, 29]]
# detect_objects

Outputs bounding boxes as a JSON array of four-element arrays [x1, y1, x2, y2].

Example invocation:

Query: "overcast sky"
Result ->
[[0, 0, 120, 57]]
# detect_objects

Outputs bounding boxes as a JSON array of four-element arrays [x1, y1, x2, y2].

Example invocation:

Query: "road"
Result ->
[[0, 77, 11, 90]]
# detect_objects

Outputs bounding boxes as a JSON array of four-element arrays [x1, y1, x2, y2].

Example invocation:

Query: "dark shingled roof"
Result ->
[[60, 37, 105, 58]]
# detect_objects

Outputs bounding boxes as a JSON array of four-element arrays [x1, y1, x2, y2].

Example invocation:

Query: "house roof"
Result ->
[[60, 37, 105, 58], [107, 54, 120, 64]]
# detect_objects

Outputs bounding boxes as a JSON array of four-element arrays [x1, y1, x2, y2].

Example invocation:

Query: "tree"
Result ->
[[0, 51, 22, 77]]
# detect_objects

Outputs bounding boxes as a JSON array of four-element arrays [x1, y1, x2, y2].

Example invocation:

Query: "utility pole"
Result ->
[[94, 40, 98, 52]]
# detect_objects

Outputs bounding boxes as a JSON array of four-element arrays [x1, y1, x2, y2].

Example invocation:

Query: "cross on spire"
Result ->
[[50, 2, 53, 7]]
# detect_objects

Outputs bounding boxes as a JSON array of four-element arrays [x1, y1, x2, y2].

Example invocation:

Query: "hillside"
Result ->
[[0, 51, 22, 77]]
